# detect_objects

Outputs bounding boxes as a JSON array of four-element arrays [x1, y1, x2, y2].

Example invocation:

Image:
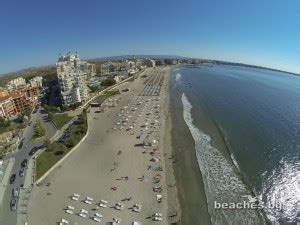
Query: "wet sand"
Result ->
[[169, 70, 212, 225]]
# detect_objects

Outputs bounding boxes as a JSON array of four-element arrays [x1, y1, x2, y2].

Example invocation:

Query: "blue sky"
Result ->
[[0, 0, 300, 74]]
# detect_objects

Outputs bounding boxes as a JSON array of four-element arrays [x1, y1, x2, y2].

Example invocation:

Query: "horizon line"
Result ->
[[1, 54, 299, 77]]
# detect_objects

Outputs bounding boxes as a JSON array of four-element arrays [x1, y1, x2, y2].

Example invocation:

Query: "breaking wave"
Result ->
[[181, 93, 264, 225], [175, 73, 182, 82]]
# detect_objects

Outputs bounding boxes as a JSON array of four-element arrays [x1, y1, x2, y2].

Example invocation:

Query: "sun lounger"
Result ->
[[60, 218, 69, 224], [94, 213, 102, 218], [99, 203, 107, 208], [153, 216, 162, 221], [156, 194, 162, 203], [100, 199, 108, 204], [80, 209, 88, 214], [71, 196, 79, 201], [86, 196, 93, 201], [133, 204, 142, 212], [93, 217, 101, 222], [65, 209, 73, 214], [115, 203, 124, 210], [67, 205, 75, 210], [79, 213, 86, 218], [84, 199, 92, 204], [73, 193, 80, 197]]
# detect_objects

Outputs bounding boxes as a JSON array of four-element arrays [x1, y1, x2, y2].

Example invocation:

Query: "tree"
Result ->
[[101, 78, 116, 86], [43, 138, 51, 148], [66, 137, 75, 148], [34, 120, 46, 138], [0, 117, 10, 128]]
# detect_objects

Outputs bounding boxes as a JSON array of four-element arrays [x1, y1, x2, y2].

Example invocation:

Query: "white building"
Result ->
[[29, 76, 43, 87], [56, 52, 95, 106], [114, 75, 125, 83], [6, 77, 26, 90]]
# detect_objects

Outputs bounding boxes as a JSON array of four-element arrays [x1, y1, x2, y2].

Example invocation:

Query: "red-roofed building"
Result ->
[[10, 92, 32, 113], [0, 96, 17, 118]]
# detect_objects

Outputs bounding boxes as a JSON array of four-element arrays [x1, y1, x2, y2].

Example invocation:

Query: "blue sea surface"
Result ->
[[173, 65, 300, 224]]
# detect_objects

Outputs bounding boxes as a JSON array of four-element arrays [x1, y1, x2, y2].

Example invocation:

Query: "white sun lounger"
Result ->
[[94, 213, 102, 218], [133, 204, 142, 212], [67, 205, 75, 210], [84, 199, 92, 205], [86, 196, 93, 201], [115, 203, 124, 210], [79, 213, 86, 218], [132, 222, 141, 225], [80, 209, 88, 214], [60, 218, 69, 224], [65, 209, 73, 214], [99, 203, 107, 208], [73, 193, 80, 197], [156, 194, 162, 202], [100, 199, 108, 204], [93, 217, 101, 222], [71, 196, 79, 201], [153, 216, 162, 221]]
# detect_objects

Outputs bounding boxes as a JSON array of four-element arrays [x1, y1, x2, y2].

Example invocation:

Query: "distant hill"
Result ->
[[0, 66, 56, 87], [0, 65, 54, 78]]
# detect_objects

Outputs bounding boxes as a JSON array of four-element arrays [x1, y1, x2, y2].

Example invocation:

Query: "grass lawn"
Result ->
[[35, 144, 70, 179], [51, 113, 73, 129], [35, 113, 87, 180]]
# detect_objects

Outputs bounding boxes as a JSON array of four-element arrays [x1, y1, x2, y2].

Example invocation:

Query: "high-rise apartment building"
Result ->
[[56, 52, 95, 105]]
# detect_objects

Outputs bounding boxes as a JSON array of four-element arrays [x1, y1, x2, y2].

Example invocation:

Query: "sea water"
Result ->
[[172, 65, 300, 224]]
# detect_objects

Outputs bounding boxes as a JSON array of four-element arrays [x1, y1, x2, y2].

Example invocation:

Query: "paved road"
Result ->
[[0, 106, 56, 225]]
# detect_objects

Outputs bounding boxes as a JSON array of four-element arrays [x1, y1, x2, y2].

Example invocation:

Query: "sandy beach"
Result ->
[[26, 67, 182, 225]]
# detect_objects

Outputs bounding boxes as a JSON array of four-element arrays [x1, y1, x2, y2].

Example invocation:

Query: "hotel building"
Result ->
[[6, 77, 26, 90], [56, 52, 96, 106], [29, 76, 43, 87]]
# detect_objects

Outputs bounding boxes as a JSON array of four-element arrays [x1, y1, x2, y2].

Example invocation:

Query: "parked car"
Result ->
[[28, 145, 44, 156], [9, 174, 16, 184], [29, 147, 38, 156], [12, 187, 19, 198], [21, 159, 28, 168], [19, 168, 25, 177], [18, 139, 24, 149], [10, 198, 17, 211]]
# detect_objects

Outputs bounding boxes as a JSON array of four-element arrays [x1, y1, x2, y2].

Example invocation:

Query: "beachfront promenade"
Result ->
[[26, 67, 180, 224]]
